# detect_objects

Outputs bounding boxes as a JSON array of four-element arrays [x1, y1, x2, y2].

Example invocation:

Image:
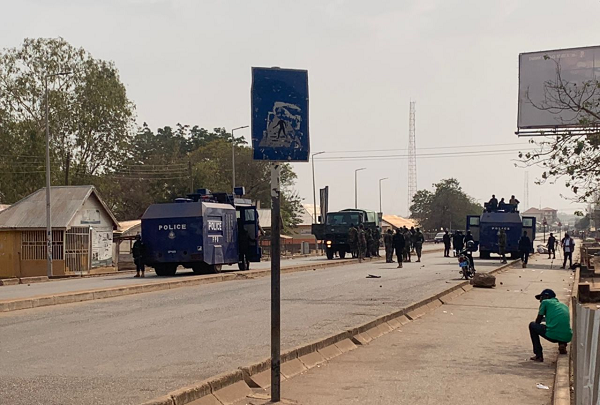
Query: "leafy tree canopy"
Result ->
[[409, 178, 482, 231]]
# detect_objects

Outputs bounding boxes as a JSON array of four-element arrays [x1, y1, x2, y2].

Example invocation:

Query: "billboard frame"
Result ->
[[516, 45, 600, 136]]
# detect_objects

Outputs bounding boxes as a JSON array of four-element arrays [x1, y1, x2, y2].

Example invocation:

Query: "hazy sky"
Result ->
[[1, 0, 596, 215]]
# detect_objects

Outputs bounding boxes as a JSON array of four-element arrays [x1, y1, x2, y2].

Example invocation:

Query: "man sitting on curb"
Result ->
[[529, 289, 572, 362]]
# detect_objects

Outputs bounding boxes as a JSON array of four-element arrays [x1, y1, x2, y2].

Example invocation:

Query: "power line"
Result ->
[[316, 148, 534, 161], [323, 142, 530, 154]]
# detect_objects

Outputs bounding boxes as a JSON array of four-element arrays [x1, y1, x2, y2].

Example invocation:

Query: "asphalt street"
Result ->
[[0, 249, 502, 405], [0, 244, 441, 301]]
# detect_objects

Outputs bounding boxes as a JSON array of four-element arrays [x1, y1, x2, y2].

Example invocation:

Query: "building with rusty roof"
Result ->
[[0, 186, 119, 278]]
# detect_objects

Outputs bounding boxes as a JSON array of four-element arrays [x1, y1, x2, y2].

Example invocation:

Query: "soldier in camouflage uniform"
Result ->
[[348, 224, 358, 258], [365, 228, 374, 258], [357, 224, 367, 262], [383, 229, 394, 263], [403, 227, 412, 262]]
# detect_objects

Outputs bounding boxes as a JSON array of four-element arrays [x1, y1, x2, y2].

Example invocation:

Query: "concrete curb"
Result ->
[[140, 257, 521, 405], [0, 254, 408, 314]]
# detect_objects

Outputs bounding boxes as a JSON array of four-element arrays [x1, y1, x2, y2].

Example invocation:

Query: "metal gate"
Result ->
[[65, 227, 90, 274]]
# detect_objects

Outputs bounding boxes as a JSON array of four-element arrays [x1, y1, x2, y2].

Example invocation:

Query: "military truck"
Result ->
[[311, 208, 380, 260]]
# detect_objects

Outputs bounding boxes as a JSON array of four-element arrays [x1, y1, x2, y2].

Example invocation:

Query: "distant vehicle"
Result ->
[[312, 208, 380, 260], [141, 189, 261, 276], [434, 232, 445, 243], [466, 205, 536, 259]]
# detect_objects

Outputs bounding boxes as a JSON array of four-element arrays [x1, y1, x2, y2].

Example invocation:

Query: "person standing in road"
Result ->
[[414, 228, 425, 262], [453, 230, 464, 257], [561, 233, 575, 269], [132, 234, 146, 278], [383, 229, 394, 263], [519, 231, 532, 268], [403, 227, 412, 262], [498, 228, 507, 264], [442, 230, 451, 257], [348, 225, 358, 258], [365, 228, 374, 258], [529, 289, 572, 362], [238, 223, 251, 270], [547, 233, 557, 260], [357, 224, 367, 262], [393, 228, 405, 268], [410, 227, 417, 253]]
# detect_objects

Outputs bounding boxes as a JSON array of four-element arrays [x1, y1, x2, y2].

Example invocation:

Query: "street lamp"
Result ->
[[354, 168, 366, 209], [45, 71, 73, 278], [311, 151, 325, 223], [231, 125, 249, 190], [378, 177, 388, 214]]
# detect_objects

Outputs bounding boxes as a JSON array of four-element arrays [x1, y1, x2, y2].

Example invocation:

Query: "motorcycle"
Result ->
[[457, 245, 476, 280]]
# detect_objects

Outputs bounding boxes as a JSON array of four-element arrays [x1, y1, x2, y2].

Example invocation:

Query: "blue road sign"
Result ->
[[251, 67, 309, 161]]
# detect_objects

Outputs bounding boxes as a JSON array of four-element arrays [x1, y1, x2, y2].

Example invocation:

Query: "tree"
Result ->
[[0, 37, 135, 188], [519, 56, 600, 202], [575, 214, 591, 231], [409, 178, 482, 231]]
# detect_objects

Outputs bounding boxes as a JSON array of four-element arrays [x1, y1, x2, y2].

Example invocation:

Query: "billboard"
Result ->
[[251, 67, 310, 161], [518, 45, 600, 130]]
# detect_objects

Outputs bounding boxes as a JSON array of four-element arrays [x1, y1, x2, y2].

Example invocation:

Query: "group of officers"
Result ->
[[486, 194, 520, 212], [347, 224, 426, 266]]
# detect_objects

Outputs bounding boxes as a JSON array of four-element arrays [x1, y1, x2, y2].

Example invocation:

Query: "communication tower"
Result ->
[[408, 101, 417, 213]]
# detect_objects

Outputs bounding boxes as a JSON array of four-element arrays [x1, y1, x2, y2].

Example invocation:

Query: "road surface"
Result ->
[[0, 249, 496, 405]]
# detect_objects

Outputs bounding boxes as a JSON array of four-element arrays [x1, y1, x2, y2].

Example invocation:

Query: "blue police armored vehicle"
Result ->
[[466, 202, 536, 259], [141, 188, 261, 276]]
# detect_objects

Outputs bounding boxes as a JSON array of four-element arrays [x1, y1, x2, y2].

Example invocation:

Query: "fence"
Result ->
[[259, 238, 321, 259]]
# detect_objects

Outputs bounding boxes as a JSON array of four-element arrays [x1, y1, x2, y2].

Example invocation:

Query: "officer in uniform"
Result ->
[[348, 224, 358, 258], [383, 229, 394, 263], [357, 224, 367, 262]]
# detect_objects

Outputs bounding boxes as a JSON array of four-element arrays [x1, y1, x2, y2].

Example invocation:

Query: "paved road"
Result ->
[[0, 248, 493, 405], [0, 244, 442, 301]]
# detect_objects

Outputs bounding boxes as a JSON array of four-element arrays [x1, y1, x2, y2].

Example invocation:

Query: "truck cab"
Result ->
[[312, 208, 380, 260]]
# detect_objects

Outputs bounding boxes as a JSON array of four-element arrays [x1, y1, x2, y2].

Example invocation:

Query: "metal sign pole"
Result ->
[[270, 162, 281, 402]]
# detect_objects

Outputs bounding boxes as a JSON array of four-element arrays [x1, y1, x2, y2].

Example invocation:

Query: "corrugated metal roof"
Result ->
[[382, 215, 417, 229], [0, 186, 118, 230]]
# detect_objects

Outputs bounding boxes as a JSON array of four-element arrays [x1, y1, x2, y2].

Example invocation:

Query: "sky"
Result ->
[[1, 0, 597, 216]]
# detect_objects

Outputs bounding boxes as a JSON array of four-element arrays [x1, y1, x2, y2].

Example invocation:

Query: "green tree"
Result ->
[[575, 214, 591, 231], [0, 37, 135, 188], [409, 178, 481, 231]]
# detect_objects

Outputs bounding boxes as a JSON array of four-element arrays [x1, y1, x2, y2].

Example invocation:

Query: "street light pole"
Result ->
[[44, 71, 73, 278], [311, 151, 325, 223], [354, 168, 366, 209], [378, 177, 388, 214], [231, 125, 249, 191]]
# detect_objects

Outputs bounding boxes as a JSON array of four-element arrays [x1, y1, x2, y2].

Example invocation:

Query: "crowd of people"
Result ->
[[382, 226, 425, 267]]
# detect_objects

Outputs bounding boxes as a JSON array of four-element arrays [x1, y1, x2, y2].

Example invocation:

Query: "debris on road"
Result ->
[[536, 383, 549, 390], [366, 274, 381, 279], [471, 273, 496, 288]]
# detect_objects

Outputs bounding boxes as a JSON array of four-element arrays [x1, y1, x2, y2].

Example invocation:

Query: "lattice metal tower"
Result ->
[[407, 101, 417, 213], [524, 171, 529, 209]]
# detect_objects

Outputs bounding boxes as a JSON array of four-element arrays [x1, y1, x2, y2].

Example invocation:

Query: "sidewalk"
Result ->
[[242, 255, 574, 405]]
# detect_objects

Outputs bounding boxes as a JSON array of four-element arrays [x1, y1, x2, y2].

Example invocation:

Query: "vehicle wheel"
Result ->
[[192, 264, 206, 275], [155, 264, 177, 276], [238, 262, 246, 271], [211, 264, 223, 273], [339, 249, 346, 259], [326, 248, 334, 260], [510, 252, 519, 259], [480, 250, 491, 259]]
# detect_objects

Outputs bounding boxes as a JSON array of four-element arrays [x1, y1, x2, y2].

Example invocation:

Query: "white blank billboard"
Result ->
[[518, 46, 600, 130]]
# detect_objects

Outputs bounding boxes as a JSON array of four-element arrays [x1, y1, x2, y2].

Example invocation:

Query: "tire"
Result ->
[[326, 248, 334, 260], [339, 249, 346, 259], [155, 264, 177, 276], [480, 250, 491, 259], [238, 262, 246, 271], [211, 264, 223, 273]]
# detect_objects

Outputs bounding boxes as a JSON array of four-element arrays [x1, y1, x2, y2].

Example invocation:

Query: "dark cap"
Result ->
[[535, 289, 556, 300]]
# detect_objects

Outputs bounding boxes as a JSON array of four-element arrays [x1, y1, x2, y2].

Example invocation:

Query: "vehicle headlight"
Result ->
[[326, 240, 332, 246]]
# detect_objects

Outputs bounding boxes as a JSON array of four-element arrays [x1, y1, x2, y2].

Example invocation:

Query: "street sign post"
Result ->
[[251, 67, 309, 403]]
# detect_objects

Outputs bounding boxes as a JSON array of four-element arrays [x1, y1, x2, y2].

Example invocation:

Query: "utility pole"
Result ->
[[231, 125, 249, 191], [311, 151, 325, 223], [408, 101, 417, 215], [378, 177, 388, 214], [354, 168, 366, 209], [270, 163, 281, 402]]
